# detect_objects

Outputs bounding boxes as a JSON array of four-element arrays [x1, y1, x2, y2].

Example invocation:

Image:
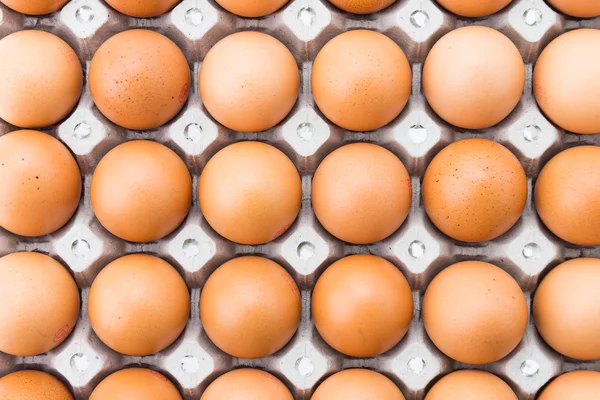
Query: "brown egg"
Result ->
[[200, 256, 301, 358], [0, 30, 82, 128], [104, 0, 181, 17], [538, 371, 600, 400], [534, 29, 600, 134], [535, 146, 600, 246], [423, 261, 528, 364], [312, 255, 413, 357], [312, 369, 405, 400], [91, 140, 192, 243], [89, 29, 190, 130], [546, 0, 600, 18], [422, 138, 527, 243], [425, 370, 517, 400], [434, 0, 513, 17], [423, 26, 524, 129], [214, 0, 287, 17], [327, 0, 395, 14], [0, 370, 73, 400], [534, 258, 600, 360], [88, 254, 190, 356], [0, 130, 81, 237], [199, 141, 301, 245], [199, 32, 299, 132], [90, 368, 181, 400], [312, 30, 411, 132], [201, 369, 293, 400], [0, 252, 79, 356], [0, 0, 69, 14]]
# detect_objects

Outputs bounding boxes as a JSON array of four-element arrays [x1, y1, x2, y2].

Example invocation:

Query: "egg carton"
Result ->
[[1, 0, 600, 398]]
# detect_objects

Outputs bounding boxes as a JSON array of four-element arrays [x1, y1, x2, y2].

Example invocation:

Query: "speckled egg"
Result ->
[[546, 0, 600, 18], [0, 370, 73, 400], [90, 368, 181, 400], [104, 0, 181, 17], [0, 0, 69, 14], [201, 369, 294, 400], [425, 370, 517, 400], [311, 369, 405, 400], [434, 0, 513, 17], [538, 371, 600, 400]]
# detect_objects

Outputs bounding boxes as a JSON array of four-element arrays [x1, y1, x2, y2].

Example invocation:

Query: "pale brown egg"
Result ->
[[200, 256, 301, 358], [425, 370, 517, 400], [312, 30, 411, 132], [423, 26, 524, 129], [201, 369, 294, 400], [91, 140, 192, 243], [90, 368, 181, 400], [546, 0, 600, 18], [423, 261, 528, 364], [88, 254, 190, 356], [214, 0, 287, 17], [199, 32, 299, 132], [311, 369, 405, 400], [422, 138, 527, 243], [0, 30, 82, 128], [534, 29, 600, 134], [535, 146, 600, 246], [104, 0, 181, 17], [0, 0, 69, 14], [434, 0, 513, 17], [199, 141, 301, 245], [327, 0, 395, 14], [312, 255, 413, 357], [89, 29, 190, 130], [0, 370, 73, 400], [0, 130, 81, 237], [538, 371, 600, 400], [0, 252, 79, 356]]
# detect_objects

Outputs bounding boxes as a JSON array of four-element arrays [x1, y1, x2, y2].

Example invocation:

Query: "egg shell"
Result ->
[[91, 140, 192, 243], [422, 138, 527, 243], [88, 254, 190, 356], [198, 141, 301, 245], [0, 30, 83, 128], [90, 368, 181, 400], [311, 369, 405, 400], [312, 255, 413, 357], [89, 29, 190, 130], [0, 130, 81, 237], [0, 0, 69, 14], [533, 29, 600, 134], [422, 261, 528, 364], [200, 256, 301, 358], [0, 370, 73, 400], [434, 0, 513, 17], [201, 369, 294, 400], [538, 371, 600, 400], [425, 370, 517, 400], [199, 32, 299, 132], [104, 0, 181, 17], [326, 0, 395, 14], [214, 0, 287, 17], [423, 26, 524, 129], [546, 0, 600, 18], [311, 30, 411, 132]]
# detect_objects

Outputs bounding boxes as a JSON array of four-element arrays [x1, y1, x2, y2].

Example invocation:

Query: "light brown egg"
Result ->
[[199, 32, 299, 132], [434, 0, 513, 17], [425, 370, 517, 400], [312, 255, 413, 357], [535, 146, 600, 246], [214, 0, 287, 17], [327, 0, 395, 14], [200, 256, 301, 358], [0, 30, 82, 128], [104, 0, 181, 17], [422, 138, 527, 243], [0, 252, 79, 356], [88, 254, 190, 356], [546, 0, 600, 18], [312, 30, 411, 132], [0, 130, 81, 237], [423, 261, 528, 364], [0, 370, 73, 400], [201, 369, 294, 400], [89, 29, 190, 130], [534, 258, 600, 360], [199, 141, 301, 245], [423, 26, 524, 129], [90, 368, 181, 400], [538, 371, 600, 400], [0, 0, 69, 14], [534, 29, 600, 134], [91, 140, 192, 243], [312, 369, 405, 400]]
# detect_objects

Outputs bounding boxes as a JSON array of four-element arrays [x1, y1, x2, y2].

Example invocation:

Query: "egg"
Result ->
[[91, 140, 192, 243], [423, 261, 528, 364], [90, 368, 181, 400], [534, 29, 600, 134], [312, 30, 411, 131], [312, 369, 405, 400], [214, 0, 287, 17], [546, 0, 600, 18], [199, 141, 301, 245], [312, 255, 413, 357], [422, 138, 527, 243], [0, 252, 79, 356], [535, 146, 600, 246], [423, 26, 524, 129], [538, 371, 600, 400], [88, 254, 190, 356], [434, 0, 513, 17], [104, 0, 181, 17], [89, 29, 190, 130], [326, 0, 395, 14], [199, 32, 299, 132], [0, 30, 82, 128], [425, 370, 517, 400], [534, 258, 600, 360], [200, 256, 301, 358], [201, 369, 293, 400], [0, 0, 69, 14], [0, 370, 73, 400]]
